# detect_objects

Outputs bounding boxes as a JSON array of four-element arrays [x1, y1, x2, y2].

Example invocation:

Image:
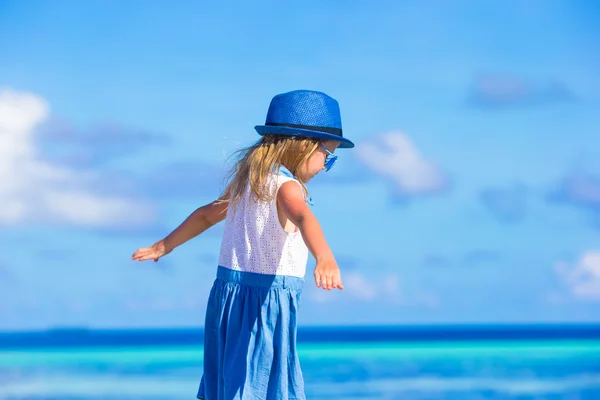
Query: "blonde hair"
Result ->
[[220, 135, 319, 205]]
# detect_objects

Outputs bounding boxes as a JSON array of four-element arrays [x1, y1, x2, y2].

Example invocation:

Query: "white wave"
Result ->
[[2, 374, 600, 397], [309, 375, 600, 395], [0, 374, 198, 397]]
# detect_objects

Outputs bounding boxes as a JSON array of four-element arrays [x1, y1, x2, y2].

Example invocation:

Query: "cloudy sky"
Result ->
[[1, 0, 599, 330]]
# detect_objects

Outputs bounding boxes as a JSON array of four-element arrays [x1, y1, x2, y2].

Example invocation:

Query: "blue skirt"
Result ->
[[197, 266, 306, 400]]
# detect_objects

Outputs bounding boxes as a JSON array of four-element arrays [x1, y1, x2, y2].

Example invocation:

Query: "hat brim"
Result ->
[[254, 125, 354, 149]]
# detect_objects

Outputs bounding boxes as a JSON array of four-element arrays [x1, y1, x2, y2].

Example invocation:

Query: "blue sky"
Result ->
[[0, 0, 599, 330]]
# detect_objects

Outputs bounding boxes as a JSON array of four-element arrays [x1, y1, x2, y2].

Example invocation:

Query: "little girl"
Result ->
[[131, 90, 354, 399]]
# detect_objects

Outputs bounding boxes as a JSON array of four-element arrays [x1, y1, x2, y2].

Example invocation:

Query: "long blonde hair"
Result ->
[[220, 135, 319, 205]]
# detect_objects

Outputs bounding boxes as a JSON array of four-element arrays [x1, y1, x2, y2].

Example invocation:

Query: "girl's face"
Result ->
[[297, 140, 340, 182]]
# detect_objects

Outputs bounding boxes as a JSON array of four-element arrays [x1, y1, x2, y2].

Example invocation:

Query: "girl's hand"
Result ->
[[131, 239, 172, 262], [314, 258, 344, 291]]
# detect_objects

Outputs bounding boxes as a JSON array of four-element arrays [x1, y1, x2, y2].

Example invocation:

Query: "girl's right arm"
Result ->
[[131, 196, 229, 262], [277, 181, 343, 291]]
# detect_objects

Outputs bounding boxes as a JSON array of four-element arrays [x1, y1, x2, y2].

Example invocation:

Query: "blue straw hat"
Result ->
[[254, 90, 354, 149]]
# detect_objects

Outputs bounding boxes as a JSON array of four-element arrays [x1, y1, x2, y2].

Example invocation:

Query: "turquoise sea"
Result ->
[[1, 326, 599, 399]]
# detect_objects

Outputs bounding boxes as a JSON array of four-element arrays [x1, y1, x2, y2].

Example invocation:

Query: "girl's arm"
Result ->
[[132, 195, 229, 262], [277, 181, 343, 291], [163, 198, 229, 251]]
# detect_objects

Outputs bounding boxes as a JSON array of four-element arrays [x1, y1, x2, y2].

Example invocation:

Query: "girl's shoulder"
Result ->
[[273, 166, 311, 205], [273, 166, 304, 195]]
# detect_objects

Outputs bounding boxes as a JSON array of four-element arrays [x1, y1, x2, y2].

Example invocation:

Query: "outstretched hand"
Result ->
[[314, 258, 344, 291], [131, 239, 171, 262]]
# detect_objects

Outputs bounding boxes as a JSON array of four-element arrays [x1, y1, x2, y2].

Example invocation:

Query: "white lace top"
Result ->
[[217, 167, 309, 278]]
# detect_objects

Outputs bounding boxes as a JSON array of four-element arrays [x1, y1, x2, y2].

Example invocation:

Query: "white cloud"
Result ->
[[355, 132, 447, 195], [555, 251, 600, 300], [344, 272, 378, 300], [308, 272, 381, 303], [307, 271, 437, 307], [0, 88, 155, 227]]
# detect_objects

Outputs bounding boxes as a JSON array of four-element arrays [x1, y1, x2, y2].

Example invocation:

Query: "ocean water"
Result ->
[[1, 328, 600, 399]]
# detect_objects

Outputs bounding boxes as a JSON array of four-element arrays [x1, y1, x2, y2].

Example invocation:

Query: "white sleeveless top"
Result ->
[[217, 167, 309, 278]]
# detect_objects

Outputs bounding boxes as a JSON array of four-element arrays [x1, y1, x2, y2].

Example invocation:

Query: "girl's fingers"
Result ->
[[133, 251, 158, 261], [132, 252, 147, 260], [332, 277, 340, 290], [132, 246, 166, 262], [314, 270, 345, 290], [132, 248, 149, 258]]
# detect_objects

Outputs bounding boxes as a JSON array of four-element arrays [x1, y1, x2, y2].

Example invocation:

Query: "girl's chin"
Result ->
[[299, 173, 315, 183], [296, 170, 319, 183], [295, 172, 308, 182]]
